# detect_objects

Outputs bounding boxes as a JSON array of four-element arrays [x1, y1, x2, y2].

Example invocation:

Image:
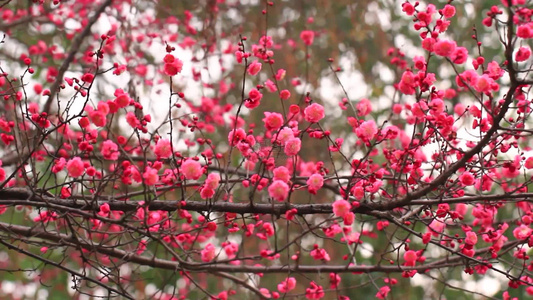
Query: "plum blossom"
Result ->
[[332, 199, 351, 218], [280, 89, 291, 100], [460, 171, 475, 186], [163, 54, 183, 76], [284, 137, 301, 156], [143, 166, 159, 186], [300, 30, 315, 45], [356, 98, 372, 116], [307, 173, 324, 194], [228, 128, 246, 146], [404, 250, 417, 266], [245, 88, 263, 109], [263, 112, 284, 131], [155, 138, 172, 158], [304, 103, 325, 123], [442, 4, 456, 18], [180, 159, 203, 180], [433, 40, 456, 57], [310, 246, 330, 261], [513, 224, 532, 240], [268, 180, 289, 201], [67, 157, 85, 177], [101, 140, 119, 160], [275, 127, 295, 144], [201, 243, 216, 262], [247, 61, 262, 76], [200, 173, 221, 199], [376, 286, 391, 299], [516, 46, 531, 62], [465, 231, 478, 246], [273, 166, 290, 182], [278, 277, 296, 293], [305, 282, 324, 299], [356, 120, 378, 140]]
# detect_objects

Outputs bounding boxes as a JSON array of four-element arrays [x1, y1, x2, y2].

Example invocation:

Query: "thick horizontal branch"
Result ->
[[0, 188, 530, 216], [0, 221, 516, 275]]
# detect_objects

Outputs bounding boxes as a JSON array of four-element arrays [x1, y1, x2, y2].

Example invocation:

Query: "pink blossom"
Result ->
[[245, 88, 263, 109], [465, 231, 478, 246], [52, 158, 66, 173], [163, 55, 183, 76], [307, 173, 324, 194], [278, 277, 296, 293], [78, 117, 90, 128], [247, 61, 262, 76], [455, 203, 468, 217], [114, 93, 131, 108], [201, 243, 216, 262], [273, 166, 290, 182], [268, 180, 289, 201], [517, 25, 533, 39], [81, 73, 94, 83], [155, 138, 172, 158], [356, 120, 378, 140], [329, 273, 341, 289], [454, 103, 466, 116], [376, 286, 391, 299], [228, 128, 246, 146], [413, 55, 426, 70], [343, 212, 355, 225], [89, 110, 106, 127], [265, 79, 277, 92], [352, 186, 365, 200], [402, 2, 415, 15], [474, 74, 495, 93], [460, 171, 475, 186], [284, 137, 301, 156], [332, 199, 351, 218], [260, 289, 271, 299], [304, 103, 325, 123], [205, 173, 221, 190], [180, 159, 203, 180], [300, 30, 315, 46], [516, 46, 531, 62], [143, 166, 159, 185], [200, 187, 215, 199], [276, 127, 295, 144], [223, 242, 239, 258], [97, 101, 110, 115], [383, 125, 399, 139], [275, 69, 286, 80], [305, 281, 324, 299], [525, 157, 533, 169], [428, 219, 445, 236], [101, 140, 120, 160], [442, 4, 456, 18], [421, 37, 436, 52], [356, 98, 372, 116], [126, 112, 139, 128], [310, 247, 330, 261], [404, 250, 417, 266], [263, 112, 284, 131], [280, 89, 291, 100], [487, 61, 504, 79], [513, 224, 532, 240], [398, 70, 416, 94], [434, 39, 456, 57], [67, 157, 85, 177]]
